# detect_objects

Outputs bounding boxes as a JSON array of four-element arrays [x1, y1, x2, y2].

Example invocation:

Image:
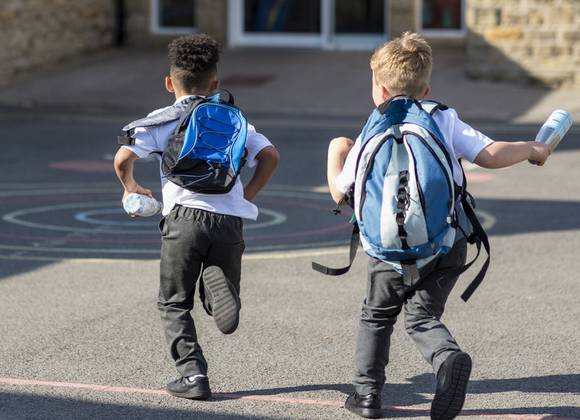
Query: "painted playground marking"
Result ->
[[0, 186, 351, 257], [0, 183, 496, 260], [0, 377, 574, 420], [3, 201, 286, 233]]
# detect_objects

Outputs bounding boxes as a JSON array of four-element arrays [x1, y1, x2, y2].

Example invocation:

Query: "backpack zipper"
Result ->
[[407, 141, 427, 222], [413, 134, 453, 216]]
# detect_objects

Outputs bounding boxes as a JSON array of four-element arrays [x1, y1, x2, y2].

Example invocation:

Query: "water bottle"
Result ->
[[535, 110, 573, 152], [529, 110, 573, 165], [122, 193, 163, 217]]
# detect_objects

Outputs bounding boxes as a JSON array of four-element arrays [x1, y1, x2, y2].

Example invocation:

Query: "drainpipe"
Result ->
[[114, 0, 126, 46]]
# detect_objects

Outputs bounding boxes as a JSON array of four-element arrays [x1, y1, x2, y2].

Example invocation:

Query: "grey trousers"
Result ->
[[158, 205, 244, 377], [353, 238, 468, 395]]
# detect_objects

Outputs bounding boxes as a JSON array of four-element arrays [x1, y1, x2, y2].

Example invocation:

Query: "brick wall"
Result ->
[[0, 0, 115, 80], [466, 0, 580, 86]]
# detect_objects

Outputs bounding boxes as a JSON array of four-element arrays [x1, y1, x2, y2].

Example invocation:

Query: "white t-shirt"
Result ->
[[335, 106, 494, 194], [122, 96, 273, 220]]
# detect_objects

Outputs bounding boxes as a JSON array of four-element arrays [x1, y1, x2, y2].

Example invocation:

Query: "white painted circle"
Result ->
[[0, 184, 496, 257], [3, 202, 288, 234]]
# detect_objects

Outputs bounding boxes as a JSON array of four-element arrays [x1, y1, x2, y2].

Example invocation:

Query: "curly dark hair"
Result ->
[[168, 34, 221, 92]]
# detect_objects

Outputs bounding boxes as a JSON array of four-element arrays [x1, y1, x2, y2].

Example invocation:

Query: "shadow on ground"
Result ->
[[0, 391, 269, 420], [222, 373, 580, 418]]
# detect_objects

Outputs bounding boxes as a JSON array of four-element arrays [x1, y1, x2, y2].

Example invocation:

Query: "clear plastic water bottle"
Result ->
[[535, 110, 573, 152], [123, 193, 163, 217]]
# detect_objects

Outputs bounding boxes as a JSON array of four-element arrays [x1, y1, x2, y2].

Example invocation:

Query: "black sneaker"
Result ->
[[202, 266, 240, 335], [166, 376, 211, 400], [430, 351, 472, 420], [345, 392, 382, 418]]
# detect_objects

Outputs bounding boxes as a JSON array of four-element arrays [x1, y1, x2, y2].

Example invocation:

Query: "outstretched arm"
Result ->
[[113, 147, 153, 200], [244, 146, 280, 201], [474, 141, 551, 169]]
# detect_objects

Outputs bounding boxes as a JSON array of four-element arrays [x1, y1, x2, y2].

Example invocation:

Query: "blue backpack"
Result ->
[[119, 90, 248, 194], [313, 96, 490, 302]]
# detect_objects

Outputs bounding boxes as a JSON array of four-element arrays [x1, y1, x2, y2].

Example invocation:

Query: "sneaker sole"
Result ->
[[430, 352, 472, 420], [345, 402, 382, 419], [166, 388, 211, 400], [202, 266, 240, 335]]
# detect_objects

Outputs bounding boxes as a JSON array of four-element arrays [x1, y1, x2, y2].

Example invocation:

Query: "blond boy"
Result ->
[[327, 32, 550, 419]]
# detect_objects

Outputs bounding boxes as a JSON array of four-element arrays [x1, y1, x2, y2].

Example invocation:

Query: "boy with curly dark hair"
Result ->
[[114, 34, 279, 400]]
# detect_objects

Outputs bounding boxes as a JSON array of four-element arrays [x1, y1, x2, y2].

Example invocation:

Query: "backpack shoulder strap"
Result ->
[[207, 88, 235, 105], [421, 100, 449, 115], [117, 96, 204, 145], [171, 99, 201, 137]]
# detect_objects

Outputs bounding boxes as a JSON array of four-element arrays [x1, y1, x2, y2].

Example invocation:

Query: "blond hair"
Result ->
[[370, 32, 432, 98]]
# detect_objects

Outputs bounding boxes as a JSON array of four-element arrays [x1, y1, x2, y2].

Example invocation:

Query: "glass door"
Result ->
[[229, 0, 388, 49]]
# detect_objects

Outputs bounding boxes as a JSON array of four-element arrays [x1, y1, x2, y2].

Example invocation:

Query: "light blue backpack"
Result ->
[[313, 96, 490, 302]]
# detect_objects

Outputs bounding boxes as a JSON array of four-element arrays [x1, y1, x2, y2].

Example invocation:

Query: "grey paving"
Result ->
[[0, 47, 579, 419]]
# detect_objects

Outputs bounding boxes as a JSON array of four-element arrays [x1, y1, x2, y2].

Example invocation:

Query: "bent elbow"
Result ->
[[262, 147, 280, 167]]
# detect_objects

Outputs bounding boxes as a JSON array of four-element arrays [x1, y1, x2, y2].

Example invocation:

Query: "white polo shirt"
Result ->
[[335, 106, 494, 194], [122, 95, 273, 220]]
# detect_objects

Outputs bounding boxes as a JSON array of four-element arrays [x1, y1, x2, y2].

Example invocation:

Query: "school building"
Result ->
[[1, 0, 579, 87]]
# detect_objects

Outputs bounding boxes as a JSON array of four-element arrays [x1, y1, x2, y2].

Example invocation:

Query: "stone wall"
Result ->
[[466, 0, 580, 87], [0, 0, 115, 81], [389, 0, 417, 38], [196, 0, 227, 45]]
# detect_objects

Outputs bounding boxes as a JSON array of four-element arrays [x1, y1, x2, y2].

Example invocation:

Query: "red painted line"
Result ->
[[0, 377, 576, 420], [0, 377, 166, 396], [219, 392, 343, 407], [49, 161, 113, 172]]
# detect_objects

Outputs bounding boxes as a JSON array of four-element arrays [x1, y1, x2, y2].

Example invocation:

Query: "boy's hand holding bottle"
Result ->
[[528, 142, 552, 166], [122, 183, 162, 218]]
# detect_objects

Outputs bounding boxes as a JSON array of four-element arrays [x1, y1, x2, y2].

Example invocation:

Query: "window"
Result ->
[[152, 0, 196, 34], [417, 0, 465, 37]]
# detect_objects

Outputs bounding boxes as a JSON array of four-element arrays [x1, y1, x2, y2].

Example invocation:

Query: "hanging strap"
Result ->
[[454, 160, 491, 301], [458, 195, 491, 301], [440, 193, 490, 301], [312, 223, 360, 276]]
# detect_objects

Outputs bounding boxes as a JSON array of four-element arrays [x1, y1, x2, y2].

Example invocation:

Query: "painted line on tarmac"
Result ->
[[0, 245, 350, 263], [0, 210, 495, 262], [0, 377, 575, 419]]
